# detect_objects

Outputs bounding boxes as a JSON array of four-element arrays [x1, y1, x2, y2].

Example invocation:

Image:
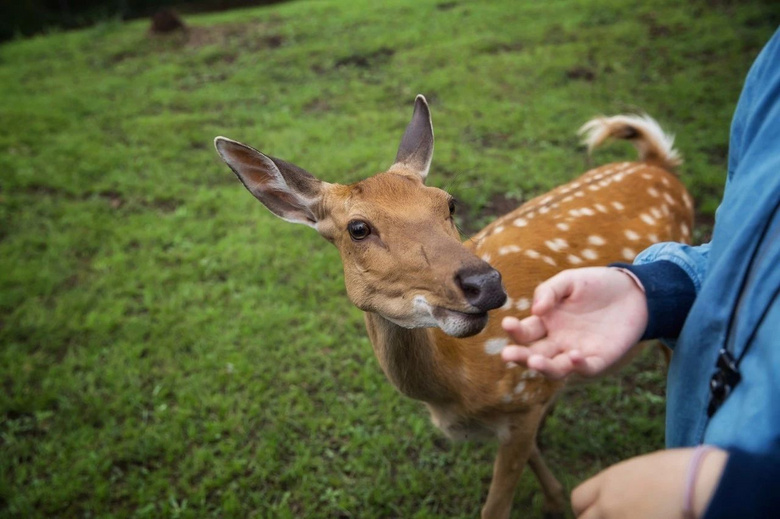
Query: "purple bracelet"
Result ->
[[683, 445, 716, 519]]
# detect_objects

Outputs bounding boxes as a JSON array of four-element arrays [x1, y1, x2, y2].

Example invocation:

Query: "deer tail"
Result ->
[[578, 114, 683, 172]]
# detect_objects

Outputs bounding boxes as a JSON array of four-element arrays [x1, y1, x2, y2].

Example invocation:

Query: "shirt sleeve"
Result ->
[[609, 241, 710, 342], [702, 448, 780, 519]]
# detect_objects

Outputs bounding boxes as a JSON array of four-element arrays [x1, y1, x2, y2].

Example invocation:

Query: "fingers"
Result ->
[[502, 346, 606, 380], [502, 315, 546, 343], [526, 351, 579, 380], [569, 350, 608, 377]]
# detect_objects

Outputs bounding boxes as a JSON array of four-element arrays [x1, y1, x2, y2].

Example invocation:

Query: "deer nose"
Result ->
[[454, 266, 507, 312]]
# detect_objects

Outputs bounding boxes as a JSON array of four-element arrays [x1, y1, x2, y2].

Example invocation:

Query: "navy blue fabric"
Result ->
[[703, 448, 780, 519], [610, 261, 696, 342]]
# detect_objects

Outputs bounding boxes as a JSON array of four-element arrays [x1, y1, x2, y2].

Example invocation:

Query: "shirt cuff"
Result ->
[[609, 260, 696, 341]]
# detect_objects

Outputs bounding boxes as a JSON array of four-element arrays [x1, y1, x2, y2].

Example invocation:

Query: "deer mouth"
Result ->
[[431, 306, 489, 338]]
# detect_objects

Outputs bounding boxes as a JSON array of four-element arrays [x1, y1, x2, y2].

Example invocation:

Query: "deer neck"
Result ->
[[364, 312, 455, 404]]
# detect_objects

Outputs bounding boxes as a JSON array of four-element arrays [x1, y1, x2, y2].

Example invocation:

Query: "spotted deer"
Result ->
[[214, 96, 693, 519]]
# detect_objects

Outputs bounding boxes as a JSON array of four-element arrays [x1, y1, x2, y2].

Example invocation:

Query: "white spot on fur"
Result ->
[[498, 245, 522, 256], [542, 255, 557, 266], [611, 201, 625, 211], [663, 192, 675, 205], [556, 222, 570, 231], [522, 369, 542, 379], [513, 218, 528, 227], [525, 249, 541, 259], [515, 298, 531, 311], [481, 253, 492, 263], [588, 235, 606, 246], [580, 207, 595, 216], [581, 249, 598, 260], [484, 338, 509, 355], [622, 247, 636, 260], [640, 213, 656, 225], [647, 233, 659, 242], [493, 225, 505, 235], [567, 254, 583, 265], [650, 207, 663, 219], [513, 381, 527, 394], [647, 187, 660, 197], [624, 229, 640, 241], [594, 203, 608, 213], [501, 297, 514, 311], [545, 238, 568, 252], [681, 222, 690, 236]]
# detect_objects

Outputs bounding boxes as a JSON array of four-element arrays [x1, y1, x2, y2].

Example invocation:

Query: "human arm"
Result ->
[[571, 447, 728, 519], [501, 243, 707, 379]]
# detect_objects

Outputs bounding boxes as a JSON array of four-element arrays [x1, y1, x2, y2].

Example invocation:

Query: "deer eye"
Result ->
[[448, 198, 457, 216], [347, 220, 371, 240]]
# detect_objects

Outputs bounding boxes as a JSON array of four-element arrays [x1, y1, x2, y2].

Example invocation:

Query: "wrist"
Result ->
[[684, 446, 728, 519]]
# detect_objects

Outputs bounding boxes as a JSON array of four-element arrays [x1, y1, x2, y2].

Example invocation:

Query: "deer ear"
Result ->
[[391, 94, 434, 182], [214, 137, 325, 227]]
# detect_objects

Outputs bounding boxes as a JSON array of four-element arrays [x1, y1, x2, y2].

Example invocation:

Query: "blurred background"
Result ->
[[1, 1, 778, 517]]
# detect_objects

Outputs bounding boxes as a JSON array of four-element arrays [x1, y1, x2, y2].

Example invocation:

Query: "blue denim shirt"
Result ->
[[629, 27, 780, 518]]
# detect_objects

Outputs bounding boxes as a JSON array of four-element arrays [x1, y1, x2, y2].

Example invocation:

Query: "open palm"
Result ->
[[501, 267, 649, 379]]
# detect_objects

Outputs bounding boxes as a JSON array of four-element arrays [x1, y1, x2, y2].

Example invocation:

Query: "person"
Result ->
[[500, 27, 780, 519]]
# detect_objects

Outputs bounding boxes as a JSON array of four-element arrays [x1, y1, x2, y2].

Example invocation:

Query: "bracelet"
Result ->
[[611, 267, 646, 293], [683, 445, 716, 519]]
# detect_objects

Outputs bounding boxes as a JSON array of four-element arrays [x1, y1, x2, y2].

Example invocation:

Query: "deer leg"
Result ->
[[528, 444, 566, 518], [480, 407, 545, 519]]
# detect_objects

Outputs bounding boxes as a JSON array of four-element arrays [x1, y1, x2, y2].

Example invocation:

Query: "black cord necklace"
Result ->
[[707, 196, 780, 417]]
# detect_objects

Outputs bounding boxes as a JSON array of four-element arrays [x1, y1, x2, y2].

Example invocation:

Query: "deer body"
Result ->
[[215, 98, 693, 518]]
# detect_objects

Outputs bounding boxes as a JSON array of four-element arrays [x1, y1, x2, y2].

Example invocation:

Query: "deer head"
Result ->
[[214, 95, 506, 337]]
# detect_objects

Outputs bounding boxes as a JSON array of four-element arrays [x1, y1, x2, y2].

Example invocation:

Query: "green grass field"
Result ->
[[2, 1, 778, 517]]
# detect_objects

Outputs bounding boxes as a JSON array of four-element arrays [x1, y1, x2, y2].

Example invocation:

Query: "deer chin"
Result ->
[[412, 295, 489, 338], [430, 307, 489, 338]]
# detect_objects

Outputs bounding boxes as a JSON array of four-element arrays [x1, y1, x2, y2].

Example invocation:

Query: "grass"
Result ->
[[1, 0, 778, 517]]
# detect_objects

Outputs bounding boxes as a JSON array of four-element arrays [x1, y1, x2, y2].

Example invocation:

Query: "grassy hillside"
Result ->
[[1, 0, 777, 517]]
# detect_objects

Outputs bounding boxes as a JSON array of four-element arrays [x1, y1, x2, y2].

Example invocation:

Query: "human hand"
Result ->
[[572, 448, 727, 519], [501, 267, 648, 379]]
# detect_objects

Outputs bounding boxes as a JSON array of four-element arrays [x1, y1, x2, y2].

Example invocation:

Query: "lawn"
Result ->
[[1, 0, 778, 517]]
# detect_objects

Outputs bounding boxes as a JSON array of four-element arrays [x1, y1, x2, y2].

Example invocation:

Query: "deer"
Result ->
[[213, 96, 694, 519]]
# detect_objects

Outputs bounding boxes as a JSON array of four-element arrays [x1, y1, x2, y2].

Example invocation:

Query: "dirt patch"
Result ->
[[149, 9, 187, 34], [96, 189, 124, 209], [565, 65, 596, 82], [183, 23, 285, 53], [457, 192, 525, 236], [481, 41, 524, 54], [436, 2, 459, 10], [693, 210, 715, 244], [701, 143, 728, 166], [335, 47, 395, 69]]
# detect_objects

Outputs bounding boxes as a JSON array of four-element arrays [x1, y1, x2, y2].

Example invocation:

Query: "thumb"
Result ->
[[532, 271, 576, 315]]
